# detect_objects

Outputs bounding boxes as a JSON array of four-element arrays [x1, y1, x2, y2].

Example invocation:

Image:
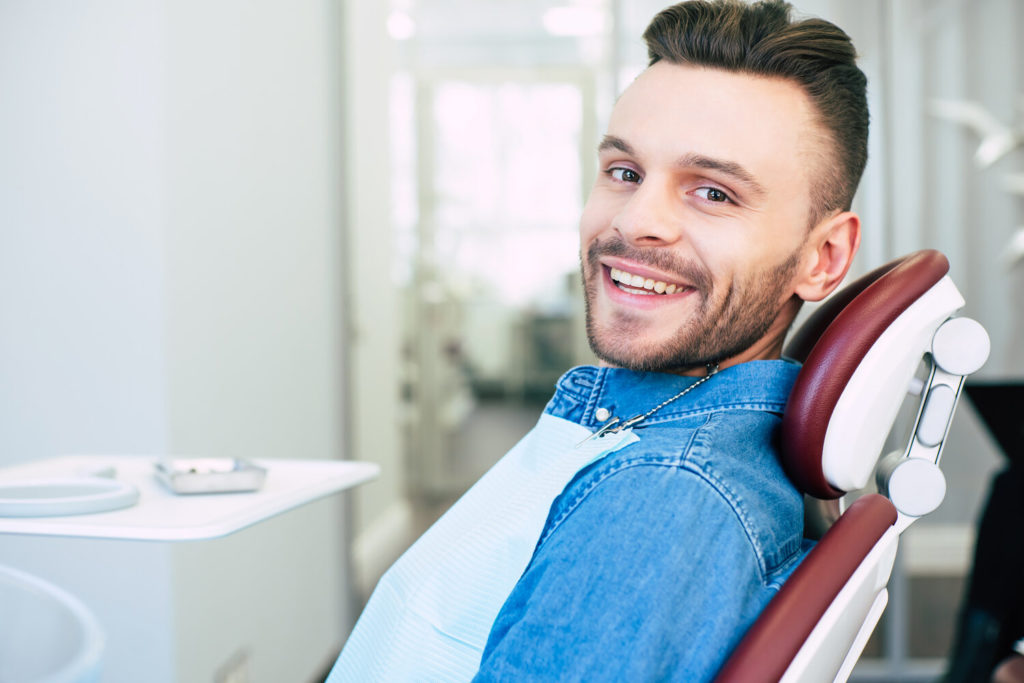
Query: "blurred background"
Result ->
[[0, 0, 1021, 681]]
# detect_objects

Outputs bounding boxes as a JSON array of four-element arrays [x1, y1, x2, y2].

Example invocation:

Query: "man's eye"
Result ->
[[695, 187, 731, 203], [608, 167, 642, 184]]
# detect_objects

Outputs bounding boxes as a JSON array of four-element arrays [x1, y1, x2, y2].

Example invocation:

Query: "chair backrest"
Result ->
[[994, 655, 1024, 683], [715, 250, 990, 683]]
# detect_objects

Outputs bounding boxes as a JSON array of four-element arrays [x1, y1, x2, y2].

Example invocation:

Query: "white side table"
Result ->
[[0, 455, 378, 541], [0, 455, 379, 683]]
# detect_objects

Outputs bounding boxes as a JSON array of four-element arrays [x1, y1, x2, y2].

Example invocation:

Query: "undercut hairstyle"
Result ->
[[643, 0, 869, 228]]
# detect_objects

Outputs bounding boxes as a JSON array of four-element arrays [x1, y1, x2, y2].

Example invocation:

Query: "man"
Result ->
[[328, 1, 867, 680]]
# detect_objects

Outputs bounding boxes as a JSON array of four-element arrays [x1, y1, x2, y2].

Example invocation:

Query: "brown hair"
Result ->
[[643, 0, 868, 226]]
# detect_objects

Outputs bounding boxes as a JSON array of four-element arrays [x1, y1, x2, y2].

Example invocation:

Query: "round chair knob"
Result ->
[[931, 317, 990, 376], [882, 456, 947, 518]]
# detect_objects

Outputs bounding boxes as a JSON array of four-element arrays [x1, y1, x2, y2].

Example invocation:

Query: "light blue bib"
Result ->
[[327, 413, 639, 682]]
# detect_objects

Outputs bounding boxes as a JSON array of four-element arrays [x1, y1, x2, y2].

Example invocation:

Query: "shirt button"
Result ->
[[595, 407, 611, 422]]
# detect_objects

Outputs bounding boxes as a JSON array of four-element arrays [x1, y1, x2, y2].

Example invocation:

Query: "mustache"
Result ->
[[584, 235, 712, 296]]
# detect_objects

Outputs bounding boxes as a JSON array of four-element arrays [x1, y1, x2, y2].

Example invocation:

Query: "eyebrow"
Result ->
[[598, 134, 767, 199], [598, 135, 635, 155]]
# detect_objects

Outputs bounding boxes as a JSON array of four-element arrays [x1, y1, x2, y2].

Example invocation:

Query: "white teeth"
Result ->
[[609, 266, 681, 295]]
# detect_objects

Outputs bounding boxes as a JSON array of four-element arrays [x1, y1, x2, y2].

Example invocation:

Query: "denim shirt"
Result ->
[[473, 360, 806, 682]]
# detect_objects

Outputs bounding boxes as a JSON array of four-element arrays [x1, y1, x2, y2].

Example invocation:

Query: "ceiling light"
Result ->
[[542, 6, 606, 37], [387, 11, 416, 41]]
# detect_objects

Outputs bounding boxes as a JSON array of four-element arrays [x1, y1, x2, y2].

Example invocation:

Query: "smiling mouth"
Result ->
[[608, 266, 688, 296]]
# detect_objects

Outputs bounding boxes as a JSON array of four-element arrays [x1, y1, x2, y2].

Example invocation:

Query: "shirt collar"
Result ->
[[557, 360, 801, 430]]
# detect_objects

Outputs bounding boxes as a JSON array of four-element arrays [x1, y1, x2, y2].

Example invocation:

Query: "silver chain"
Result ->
[[586, 363, 720, 441]]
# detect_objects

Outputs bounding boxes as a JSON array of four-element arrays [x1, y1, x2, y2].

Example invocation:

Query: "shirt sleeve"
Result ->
[[472, 462, 778, 683]]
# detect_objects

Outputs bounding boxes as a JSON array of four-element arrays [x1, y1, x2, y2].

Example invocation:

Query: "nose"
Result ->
[[613, 179, 683, 247]]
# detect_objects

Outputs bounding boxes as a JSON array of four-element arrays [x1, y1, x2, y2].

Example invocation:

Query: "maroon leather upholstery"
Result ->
[[780, 250, 950, 499], [783, 259, 904, 364], [716, 251, 957, 681], [994, 655, 1024, 683], [715, 494, 898, 683]]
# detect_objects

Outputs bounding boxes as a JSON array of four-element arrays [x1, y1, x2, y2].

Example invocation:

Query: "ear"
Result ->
[[794, 210, 861, 302]]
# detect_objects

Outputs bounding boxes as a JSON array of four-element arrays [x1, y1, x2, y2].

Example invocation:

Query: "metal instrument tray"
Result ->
[[155, 458, 266, 495]]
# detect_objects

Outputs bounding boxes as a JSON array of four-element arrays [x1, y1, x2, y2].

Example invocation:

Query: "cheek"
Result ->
[[578, 207, 603, 247], [695, 223, 800, 283], [578, 190, 621, 242], [685, 234, 737, 286]]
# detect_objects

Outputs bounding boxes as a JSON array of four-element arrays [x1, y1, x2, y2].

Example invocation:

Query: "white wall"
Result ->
[[161, 0, 345, 465], [0, 1, 170, 461], [0, 0, 346, 472], [0, 0, 351, 679]]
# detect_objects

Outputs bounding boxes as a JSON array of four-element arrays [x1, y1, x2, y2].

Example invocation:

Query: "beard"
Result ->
[[582, 235, 801, 373]]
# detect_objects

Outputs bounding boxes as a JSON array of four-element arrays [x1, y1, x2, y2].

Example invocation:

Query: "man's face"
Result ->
[[580, 61, 824, 373]]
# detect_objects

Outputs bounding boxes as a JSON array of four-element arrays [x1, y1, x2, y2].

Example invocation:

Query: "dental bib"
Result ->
[[327, 413, 639, 682]]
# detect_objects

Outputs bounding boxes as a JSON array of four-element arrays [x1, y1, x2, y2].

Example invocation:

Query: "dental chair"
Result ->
[[994, 654, 1024, 683], [715, 250, 991, 682]]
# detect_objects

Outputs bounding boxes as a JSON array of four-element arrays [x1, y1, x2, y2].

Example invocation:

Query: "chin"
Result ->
[[587, 323, 699, 373]]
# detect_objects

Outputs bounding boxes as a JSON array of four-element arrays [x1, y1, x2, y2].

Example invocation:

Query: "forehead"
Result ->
[[608, 62, 821, 199]]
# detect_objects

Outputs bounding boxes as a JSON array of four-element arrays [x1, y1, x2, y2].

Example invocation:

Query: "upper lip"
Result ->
[[600, 256, 690, 288]]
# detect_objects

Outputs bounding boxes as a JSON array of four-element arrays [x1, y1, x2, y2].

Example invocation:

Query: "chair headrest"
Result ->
[[781, 250, 961, 499]]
